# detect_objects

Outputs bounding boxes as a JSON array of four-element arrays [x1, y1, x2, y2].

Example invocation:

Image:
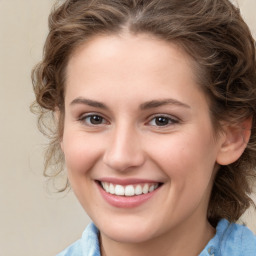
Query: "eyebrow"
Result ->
[[140, 99, 191, 110], [70, 97, 190, 110], [70, 98, 108, 109]]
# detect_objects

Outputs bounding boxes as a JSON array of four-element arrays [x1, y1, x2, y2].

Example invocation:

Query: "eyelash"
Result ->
[[78, 113, 179, 128], [146, 114, 179, 127], [78, 113, 109, 126]]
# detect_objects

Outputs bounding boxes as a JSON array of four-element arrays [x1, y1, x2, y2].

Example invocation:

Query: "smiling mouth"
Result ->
[[98, 181, 162, 196]]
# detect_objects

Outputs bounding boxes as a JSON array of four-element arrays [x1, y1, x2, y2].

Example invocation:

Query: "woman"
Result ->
[[32, 0, 256, 255]]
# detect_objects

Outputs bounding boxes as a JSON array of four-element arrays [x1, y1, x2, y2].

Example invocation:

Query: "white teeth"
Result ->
[[125, 185, 135, 196], [115, 185, 125, 196], [109, 183, 115, 194], [135, 185, 143, 195], [142, 184, 149, 194], [100, 182, 159, 196], [149, 185, 155, 192]]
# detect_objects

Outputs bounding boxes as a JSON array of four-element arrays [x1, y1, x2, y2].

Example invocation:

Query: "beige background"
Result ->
[[0, 1, 255, 255]]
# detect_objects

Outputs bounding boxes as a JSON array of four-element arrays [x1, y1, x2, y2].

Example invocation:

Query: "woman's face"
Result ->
[[62, 34, 224, 244]]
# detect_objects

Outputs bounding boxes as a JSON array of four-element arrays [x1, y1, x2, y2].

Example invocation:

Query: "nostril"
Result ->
[[103, 150, 145, 172]]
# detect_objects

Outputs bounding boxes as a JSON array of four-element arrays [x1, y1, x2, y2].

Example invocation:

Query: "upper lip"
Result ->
[[96, 177, 163, 186]]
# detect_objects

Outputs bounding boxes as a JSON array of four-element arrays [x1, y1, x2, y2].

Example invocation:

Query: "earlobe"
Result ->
[[216, 117, 252, 165]]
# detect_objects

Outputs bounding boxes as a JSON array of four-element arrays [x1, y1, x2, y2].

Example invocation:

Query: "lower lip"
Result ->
[[97, 182, 159, 208]]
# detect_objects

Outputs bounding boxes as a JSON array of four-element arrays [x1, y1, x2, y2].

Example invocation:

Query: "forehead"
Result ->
[[66, 33, 208, 106], [66, 33, 199, 91]]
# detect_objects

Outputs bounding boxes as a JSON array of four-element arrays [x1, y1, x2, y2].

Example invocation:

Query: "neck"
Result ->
[[100, 217, 215, 256]]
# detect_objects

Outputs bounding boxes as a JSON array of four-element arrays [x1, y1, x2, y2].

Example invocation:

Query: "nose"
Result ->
[[103, 124, 145, 172]]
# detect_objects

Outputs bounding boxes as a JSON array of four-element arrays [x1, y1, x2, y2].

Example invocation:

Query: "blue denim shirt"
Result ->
[[57, 219, 256, 256]]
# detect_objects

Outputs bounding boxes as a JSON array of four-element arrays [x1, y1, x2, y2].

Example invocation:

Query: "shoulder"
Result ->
[[56, 223, 101, 256], [219, 219, 256, 255], [56, 239, 83, 256], [203, 219, 256, 256]]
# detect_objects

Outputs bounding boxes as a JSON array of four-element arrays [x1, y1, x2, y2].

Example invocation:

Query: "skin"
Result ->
[[60, 33, 245, 256]]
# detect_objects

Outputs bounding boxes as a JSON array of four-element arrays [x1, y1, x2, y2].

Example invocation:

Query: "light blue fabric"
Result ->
[[199, 219, 256, 256], [57, 219, 256, 256], [56, 223, 100, 256]]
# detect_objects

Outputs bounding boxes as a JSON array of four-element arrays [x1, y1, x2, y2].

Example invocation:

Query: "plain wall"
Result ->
[[0, 1, 255, 255]]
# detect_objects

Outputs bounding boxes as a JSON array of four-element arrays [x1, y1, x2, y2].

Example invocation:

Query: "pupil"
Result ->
[[90, 115, 102, 124], [156, 117, 168, 126]]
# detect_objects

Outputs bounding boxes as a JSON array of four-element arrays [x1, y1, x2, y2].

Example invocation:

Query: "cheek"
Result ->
[[62, 131, 102, 176], [152, 133, 217, 216], [61, 131, 104, 210], [150, 130, 217, 186]]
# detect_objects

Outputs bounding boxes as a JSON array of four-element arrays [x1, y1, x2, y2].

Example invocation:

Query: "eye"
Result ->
[[148, 115, 178, 127], [79, 114, 108, 126]]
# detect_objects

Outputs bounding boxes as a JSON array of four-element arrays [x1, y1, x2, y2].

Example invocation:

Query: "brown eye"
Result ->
[[148, 115, 178, 127], [155, 117, 170, 126], [89, 115, 103, 125], [80, 114, 108, 126]]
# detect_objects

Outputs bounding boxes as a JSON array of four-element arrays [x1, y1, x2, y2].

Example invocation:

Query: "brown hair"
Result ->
[[31, 0, 256, 226]]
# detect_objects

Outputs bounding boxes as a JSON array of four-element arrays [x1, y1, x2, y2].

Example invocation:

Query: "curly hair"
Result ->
[[31, 0, 256, 226]]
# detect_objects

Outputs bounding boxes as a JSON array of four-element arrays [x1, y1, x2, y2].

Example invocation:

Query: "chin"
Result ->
[[97, 218, 160, 244], [103, 229, 155, 244]]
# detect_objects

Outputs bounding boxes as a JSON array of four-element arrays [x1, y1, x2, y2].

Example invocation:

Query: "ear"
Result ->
[[216, 117, 252, 165]]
